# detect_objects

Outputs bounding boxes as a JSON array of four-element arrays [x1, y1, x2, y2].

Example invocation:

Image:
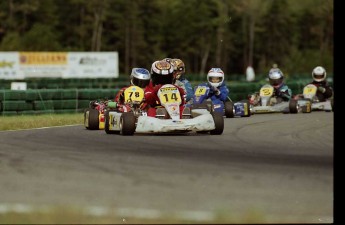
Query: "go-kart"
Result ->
[[106, 84, 224, 135], [193, 85, 251, 118], [104, 85, 147, 134], [249, 84, 299, 114], [293, 84, 333, 112], [84, 100, 107, 130]]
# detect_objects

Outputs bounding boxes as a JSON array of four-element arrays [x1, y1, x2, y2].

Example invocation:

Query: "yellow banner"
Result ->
[[19, 52, 67, 65]]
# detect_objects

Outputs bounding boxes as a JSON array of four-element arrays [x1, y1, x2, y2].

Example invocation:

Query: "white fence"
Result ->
[[0, 52, 119, 79]]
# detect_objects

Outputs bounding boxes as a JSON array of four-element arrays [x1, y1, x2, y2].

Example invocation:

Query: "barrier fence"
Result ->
[[1, 78, 332, 116]]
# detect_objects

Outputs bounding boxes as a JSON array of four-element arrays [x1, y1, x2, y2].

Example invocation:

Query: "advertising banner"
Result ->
[[0, 52, 119, 79], [66, 52, 119, 78], [0, 52, 24, 80]]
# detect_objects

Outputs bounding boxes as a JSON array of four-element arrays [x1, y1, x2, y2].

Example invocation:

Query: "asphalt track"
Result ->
[[0, 112, 333, 223]]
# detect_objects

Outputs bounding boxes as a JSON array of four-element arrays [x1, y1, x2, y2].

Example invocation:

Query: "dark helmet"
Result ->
[[268, 70, 284, 87], [130, 68, 151, 88], [150, 60, 174, 85], [170, 58, 186, 80]]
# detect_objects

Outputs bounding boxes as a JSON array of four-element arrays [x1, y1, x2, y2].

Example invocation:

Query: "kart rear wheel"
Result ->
[[120, 112, 136, 136], [289, 99, 298, 114], [85, 108, 99, 130], [242, 100, 251, 117], [210, 112, 224, 135], [104, 110, 120, 134], [224, 101, 234, 118]]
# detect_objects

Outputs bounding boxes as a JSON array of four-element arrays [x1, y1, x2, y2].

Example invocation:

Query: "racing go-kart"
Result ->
[[293, 84, 333, 112], [193, 84, 251, 118], [249, 84, 299, 114], [106, 84, 224, 135]]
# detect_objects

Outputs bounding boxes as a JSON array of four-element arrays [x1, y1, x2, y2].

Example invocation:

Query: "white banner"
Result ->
[[0, 52, 24, 79], [0, 52, 119, 79], [66, 52, 119, 78]]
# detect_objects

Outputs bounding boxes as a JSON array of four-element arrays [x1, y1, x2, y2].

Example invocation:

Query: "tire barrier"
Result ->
[[0, 80, 332, 115]]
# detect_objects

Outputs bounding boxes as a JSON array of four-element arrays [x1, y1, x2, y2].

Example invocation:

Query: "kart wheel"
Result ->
[[104, 110, 120, 134], [302, 100, 312, 113], [289, 99, 298, 114], [210, 112, 224, 135], [85, 108, 99, 130], [84, 108, 90, 129], [224, 101, 234, 118], [120, 112, 136, 136], [242, 100, 251, 117]]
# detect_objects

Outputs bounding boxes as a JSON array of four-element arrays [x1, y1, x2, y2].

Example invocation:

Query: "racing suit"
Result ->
[[176, 75, 194, 103], [273, 83, 292, 101], [310, 80, 333, 102], [144, 81, 186, 117], [197, 82, 230, 104], [114, 85, 148, 112]]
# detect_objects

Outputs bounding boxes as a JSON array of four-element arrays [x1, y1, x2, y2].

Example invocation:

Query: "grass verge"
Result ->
[[0, 113, 83, 131]]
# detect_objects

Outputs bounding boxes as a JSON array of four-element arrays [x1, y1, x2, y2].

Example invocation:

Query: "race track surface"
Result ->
[[0, 112, 333, 223]]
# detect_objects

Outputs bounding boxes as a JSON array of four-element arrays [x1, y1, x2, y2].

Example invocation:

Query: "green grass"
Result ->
[[0, 113, 83, 131], [0, 205, 269, 224]]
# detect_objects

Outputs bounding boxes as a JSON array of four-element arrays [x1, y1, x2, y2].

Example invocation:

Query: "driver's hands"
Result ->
[[212, 86, 220, 95], [318, 86, 326, 93]]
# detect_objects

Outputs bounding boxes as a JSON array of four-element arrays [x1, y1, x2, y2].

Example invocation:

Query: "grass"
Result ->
[[0, 113, 83, 131], [0, 205, 269, 224]]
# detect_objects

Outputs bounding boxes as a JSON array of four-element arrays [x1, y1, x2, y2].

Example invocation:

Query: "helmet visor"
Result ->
[[132, 77, 150, 88], [269, 78, 282, 86], [208, 76, 222, 83], [314, 74, 325, 80]]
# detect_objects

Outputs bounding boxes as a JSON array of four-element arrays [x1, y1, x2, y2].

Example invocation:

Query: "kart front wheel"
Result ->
[[120, 112, 136, 136], [84, 108, 99, 130], [210, 112, 224, 135], [224, 101, 235, 118], [289, 99, 298, 114]]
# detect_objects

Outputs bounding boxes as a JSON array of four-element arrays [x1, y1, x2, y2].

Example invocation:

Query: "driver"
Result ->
[[268, 69, 292, 101], [309, 66, 333, 102], [170, 58, 194, 103], [248, 69, 291, 105], [114, 68, 151, 112], [144, 60, 186, 117], [195, 68, 229, 105]]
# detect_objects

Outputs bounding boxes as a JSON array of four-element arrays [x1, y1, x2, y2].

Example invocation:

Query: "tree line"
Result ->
[[0, 0, 333, 78]]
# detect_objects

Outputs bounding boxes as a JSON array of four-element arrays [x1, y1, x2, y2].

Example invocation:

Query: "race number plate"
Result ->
[[124, 85, 144, 103], [303, 84, 317, 95], [158, 84, 182, 104], [194, 86, 208, 97], [260, 85, 274, 97]]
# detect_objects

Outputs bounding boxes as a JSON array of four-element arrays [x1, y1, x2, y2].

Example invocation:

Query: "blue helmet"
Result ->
[[130, 68, 150, 88]]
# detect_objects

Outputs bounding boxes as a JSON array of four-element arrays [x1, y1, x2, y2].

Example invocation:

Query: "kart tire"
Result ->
[[104, 110, 120, 134], [210, 112, 224, 135], [224, 101, 235, 118], [85, 108, 99, 130], [242, 100, 251, 117], [120, 112, 136, 136], [302, 99, 312, 113], [289, 99, 298, 114]]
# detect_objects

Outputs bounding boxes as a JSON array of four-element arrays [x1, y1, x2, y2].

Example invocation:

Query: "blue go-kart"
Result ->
[[192, 85, 252, 118]]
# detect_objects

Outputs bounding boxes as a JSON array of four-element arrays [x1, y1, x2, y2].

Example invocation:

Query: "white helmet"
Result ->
[[207, 68, 224, 88], [312, 66, 327, 82], [268, 70, 284, 87], [130, 68, 151, 88]]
